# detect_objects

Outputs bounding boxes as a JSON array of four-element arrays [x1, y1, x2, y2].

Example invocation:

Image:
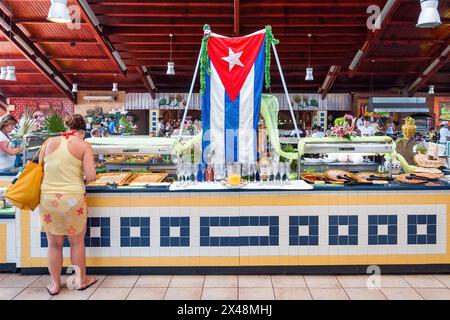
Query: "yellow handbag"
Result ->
[[5, 141, 48, 211]]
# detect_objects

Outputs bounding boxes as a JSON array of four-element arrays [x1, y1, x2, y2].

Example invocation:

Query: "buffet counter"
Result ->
[[1, 171, 449, 274]]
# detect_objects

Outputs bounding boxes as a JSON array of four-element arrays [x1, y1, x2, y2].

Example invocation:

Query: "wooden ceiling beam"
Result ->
[[319, 65, 341, 99], [135, 66, 156, 99], [348, 0, 404, 77], [0, 8, 76, 103], [233, 0, 240, 36], [74, 0, 127, 76], [30, 38, 98, 44], [408, 44, 450, 95]]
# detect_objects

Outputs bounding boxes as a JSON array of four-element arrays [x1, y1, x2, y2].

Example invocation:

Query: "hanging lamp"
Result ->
[[47, 0, 71, 23], [112, 83, 118, 92], [166, 34, 175, 75], [417, 0, 442, 28], [5, 1, 15, 81], [305, 34, 314, 81]]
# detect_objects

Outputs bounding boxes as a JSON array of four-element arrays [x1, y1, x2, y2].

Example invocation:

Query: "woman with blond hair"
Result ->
[[39, 114, 97, 295], [0, 114, 22, 171]]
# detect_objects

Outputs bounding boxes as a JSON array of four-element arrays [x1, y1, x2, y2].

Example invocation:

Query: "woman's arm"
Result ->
[[82, 143, 96, 183], [0, 140, 22, 156]]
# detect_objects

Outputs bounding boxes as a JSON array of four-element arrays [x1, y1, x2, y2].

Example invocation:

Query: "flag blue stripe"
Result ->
[[201, 61, 211, 166], [224, 92, 239, 163], [253, 37, 266, 161]]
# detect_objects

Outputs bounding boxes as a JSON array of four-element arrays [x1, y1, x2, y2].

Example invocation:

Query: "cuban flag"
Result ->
[[202, 29, 266, 164]]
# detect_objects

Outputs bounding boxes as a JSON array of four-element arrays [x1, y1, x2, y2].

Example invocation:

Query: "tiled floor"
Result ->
[[1, 273, 450, 300]]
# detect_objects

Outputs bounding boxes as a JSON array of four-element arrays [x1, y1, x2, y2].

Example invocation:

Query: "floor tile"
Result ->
[[304, 276, 341, 288], [169, 276, 205, 288], [238, 288, 275, 300], [13, 287, 52, 300], [201, 288, 237, 300], [416, 288, 450, 300], [29, 275, 70, 288], [51, 288, 96, 300], [126, 288, 167, 300], [0, 287, 25, 300], [433, 275, 450, 288], [164, 287, 202, 300], [381, 288, 424, 300], [402, 275, 446, 288], [238, 275, 272, 288], [0, 274, 12, 282], [337, 275, 372, 288], [344, 288, 386, 300], [309, 288, 349, 300], [274, 288, 312, 300], [0, 275, 40, 288], [378, 275, 411, 288], [135, 276, 172, 288], [99, 275, 139, 288], [204, 275, 237, 288], [89, 288, 131, 300], [271, 276, 307, 288]]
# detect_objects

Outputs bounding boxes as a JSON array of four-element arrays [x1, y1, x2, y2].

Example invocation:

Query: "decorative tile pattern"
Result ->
[[160, 217, 190, 247], [289, 216, 319, 246], [329, 216, 358, 246], [40, 233, 69, 248], [200, 216, 279, 247], [407, 215, 437, 245], [85, 217, 110, 247], [120, 217, 150, 247], [368, 215, 397, 245]]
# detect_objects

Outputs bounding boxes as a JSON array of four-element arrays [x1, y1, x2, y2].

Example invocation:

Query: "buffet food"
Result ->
[[324, 170, 357, 182], [354, 172, 391, 183], [395, 173, 437, 184], [88, 172, 134, 186], [128, 173, 168, 186], [301, 173, 327, 184], [413, 154, 446, 168]]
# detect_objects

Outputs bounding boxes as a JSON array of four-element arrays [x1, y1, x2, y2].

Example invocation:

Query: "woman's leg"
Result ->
[[46, 232, 64, 293], [68, 225, 96, 288]]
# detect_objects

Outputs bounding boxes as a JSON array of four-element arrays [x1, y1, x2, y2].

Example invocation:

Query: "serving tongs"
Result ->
[[366, 175, 394, 182], [336, 174, 356, 183], [106, 182, 118, 189]]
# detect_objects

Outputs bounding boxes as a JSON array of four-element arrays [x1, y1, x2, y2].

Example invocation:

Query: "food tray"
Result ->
[[128, 173, 168, 186], [88, 172, 134, 186]]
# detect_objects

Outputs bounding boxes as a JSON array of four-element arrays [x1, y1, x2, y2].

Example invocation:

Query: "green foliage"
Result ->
[[118, 117, 135, 134], [13, 110, 37, 140], [42, 114, 66, 133]]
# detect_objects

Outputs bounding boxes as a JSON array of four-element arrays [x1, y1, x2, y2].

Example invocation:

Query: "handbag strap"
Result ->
[[31, 139, 49, 164]]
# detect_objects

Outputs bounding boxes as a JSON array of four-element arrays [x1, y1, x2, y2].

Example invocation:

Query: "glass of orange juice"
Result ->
[[226, 162, 242, 186]]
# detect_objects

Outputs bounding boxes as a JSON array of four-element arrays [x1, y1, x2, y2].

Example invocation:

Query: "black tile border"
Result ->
[[18, 264, 450, 276]]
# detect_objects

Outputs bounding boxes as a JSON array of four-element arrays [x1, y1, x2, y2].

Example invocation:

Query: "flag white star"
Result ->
[[221, 47, 244, 71]]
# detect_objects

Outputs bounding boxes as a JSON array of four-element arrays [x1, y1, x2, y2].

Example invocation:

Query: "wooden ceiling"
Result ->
[[0, 0, 448, 102]]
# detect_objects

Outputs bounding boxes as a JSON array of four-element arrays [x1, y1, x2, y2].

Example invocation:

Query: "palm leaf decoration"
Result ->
[[42, 114, 66, 133], [12, 110, 38, 140]]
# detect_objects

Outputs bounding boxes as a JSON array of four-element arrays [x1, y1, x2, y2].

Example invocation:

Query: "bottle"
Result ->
[[204, 153, 215, 182]]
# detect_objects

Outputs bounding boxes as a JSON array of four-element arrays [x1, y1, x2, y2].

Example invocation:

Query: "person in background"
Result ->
[[107, 115, 117, 134], [158, 117, 165, 137], [359, 116, 376, 136], [385, 119, 395, 136], [356, 116, 364, 129], [311, 125, 325, 138], [90, 128, 101, 138], [39, 114, 97, 295], [0, 115, 22, 171], [439, 121, 450, 144]]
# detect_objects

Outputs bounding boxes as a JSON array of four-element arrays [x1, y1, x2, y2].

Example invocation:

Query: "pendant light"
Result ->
[[72, 83, 78, 93], [417, 0, 442, 28], [5, 1, 15, 81], [0, 67, 6, 80], [166, 34, 175, 75], [47, 0, 71, 23], [305, 34, 314, 81], [112, 83, 118, 92], [428, 85, 435, 94]]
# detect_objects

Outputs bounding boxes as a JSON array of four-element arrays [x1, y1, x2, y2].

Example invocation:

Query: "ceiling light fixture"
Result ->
[[47, 0, 71, 24], [166, 34, 175, 75], [6, 1, 15, 81], [417, 0, 442, 28], [0, 67, 6, 80], [305, 34, 314, 81], [428, 85, 435, 94], [112, 83, 118, 92], [72, 83, 78, 93]]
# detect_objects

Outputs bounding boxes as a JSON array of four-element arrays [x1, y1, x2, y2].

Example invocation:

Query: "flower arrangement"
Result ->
[[329, 114, 357, 139]]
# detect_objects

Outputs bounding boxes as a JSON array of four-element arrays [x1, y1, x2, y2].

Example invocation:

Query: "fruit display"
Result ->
[[402, 117, 416, 139]]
